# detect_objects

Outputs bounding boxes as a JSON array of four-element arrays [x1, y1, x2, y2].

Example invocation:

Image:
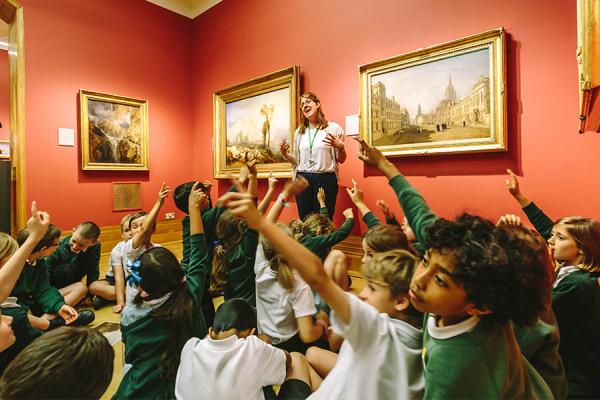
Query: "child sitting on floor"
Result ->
[[90, 214, 133, 312], [176, 298, 291, 400], [221, 191, 425, 400], [45, 221, 101, 307]]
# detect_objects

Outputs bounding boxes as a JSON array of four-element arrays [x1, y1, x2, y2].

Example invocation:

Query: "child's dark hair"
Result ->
[[425, 213, 543, 326], [0, 326, 114, 399], [136, 247, 196, 380], [174, 181, 212, 214], [76, 221, 100, 241], [211, 210, 244, 294], [301, 213, 334, 239], [364, 224, 412, 254], [15, 224, 61, 253], [213, 298, 257, 333], [495, 224, 553, 319]]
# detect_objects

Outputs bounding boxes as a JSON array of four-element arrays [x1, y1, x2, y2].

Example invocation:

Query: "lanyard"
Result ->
[[308, 127, 319, 157]]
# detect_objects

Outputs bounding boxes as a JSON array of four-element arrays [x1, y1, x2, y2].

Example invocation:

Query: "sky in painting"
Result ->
[[226, 87, 290, 148], [372, 48, 490, 119]]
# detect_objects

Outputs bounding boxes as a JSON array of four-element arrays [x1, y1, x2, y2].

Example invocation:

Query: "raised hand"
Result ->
[[157, 183, 171, 204], [342, 208, 354, 219], [345, 179, 364, 205], [496, 213, 523, 227], [505, 169, 531, 207], [279, 139, 290, 158], [27, 201, 50, 241], [355, 138, 387, 167], [317, 187, 326, 206], [220, 192, 264, 230], [282, 176, 309, 198], [202, 180, 213, 192], [188, 182, 208, 210], [505, 169, 521, 197], [245, 151, 258, 175], [59, 304, 78, 324], [268, 172, 278, 191], [238, 166, 250, 184], [323, 133, 344, 150], [376, 199, 393, 218]]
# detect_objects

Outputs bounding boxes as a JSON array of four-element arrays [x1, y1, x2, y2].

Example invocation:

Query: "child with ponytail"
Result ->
[[255, 177, 329, 354], [114, 183, 210, 399]]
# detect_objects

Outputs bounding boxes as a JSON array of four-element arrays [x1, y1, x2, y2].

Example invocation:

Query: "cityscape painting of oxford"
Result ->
[[359, 29, 506, 156]]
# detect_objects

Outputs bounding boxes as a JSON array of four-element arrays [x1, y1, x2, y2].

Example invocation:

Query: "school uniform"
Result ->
[[120, 238, 162, 305], [523, 203, 600, 397], [307, 292, 423, 400], [300, 217, 354, 261], [175, 334, 286, 400], [220, 226, 259, 306], [0, 299, 42, 374], [45, 235, 101, 289], [113, 233, 209, 400], [388, 175, 438, 256], [514, 311, 568, 399], [254, 243, 317, 351], [551, 268, 600, 397], [422, 314, 553, 399], [10, 258, 66, 315]]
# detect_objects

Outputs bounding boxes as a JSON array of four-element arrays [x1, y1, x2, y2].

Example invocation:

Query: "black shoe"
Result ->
[[47, 317, 66, 330], [71, 310, 95, 326], [93, 296, 112, 310]]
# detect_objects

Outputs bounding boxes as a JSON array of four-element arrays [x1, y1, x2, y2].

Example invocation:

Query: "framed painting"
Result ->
[[359, 28, 506, 157], [213, 66, 300, 178], [79, 90, 149, 170], [0, 140, 9, 160]]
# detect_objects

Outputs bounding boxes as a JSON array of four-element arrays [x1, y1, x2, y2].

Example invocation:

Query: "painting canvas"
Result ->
[[214, 66, 299, 178], [225, 87, 290, 167], [79, 90, 149, 170], [360, 28, 506, 156]]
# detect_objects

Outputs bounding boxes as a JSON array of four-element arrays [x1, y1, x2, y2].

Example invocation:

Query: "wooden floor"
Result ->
[[95, 239, 366, 398]]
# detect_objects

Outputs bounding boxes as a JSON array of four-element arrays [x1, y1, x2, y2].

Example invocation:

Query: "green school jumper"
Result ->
[[387, 174, 439, 255], [423, 315, 553, 399], [222, 226, 259, 306], [45, 235, 101, 287], [113, 233, 209, 400], [10, 258, 66, 315], [523, 202, 600, 397], [300, 217, 355, 261]]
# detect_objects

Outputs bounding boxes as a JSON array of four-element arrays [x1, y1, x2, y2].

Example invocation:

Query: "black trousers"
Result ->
[[296, 172, 338, 221]]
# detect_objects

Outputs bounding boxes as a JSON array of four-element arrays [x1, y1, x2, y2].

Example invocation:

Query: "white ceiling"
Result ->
[[145, 0, 222, 19]]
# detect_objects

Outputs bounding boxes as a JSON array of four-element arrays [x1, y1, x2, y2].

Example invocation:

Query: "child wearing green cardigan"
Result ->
[[114, 183, 210, 399]]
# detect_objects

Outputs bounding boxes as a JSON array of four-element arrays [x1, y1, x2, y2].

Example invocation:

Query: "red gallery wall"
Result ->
[[191, 0, 600, 234], [21, 0, 194, 229]]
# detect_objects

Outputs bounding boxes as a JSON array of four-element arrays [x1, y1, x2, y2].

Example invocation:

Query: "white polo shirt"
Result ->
[[294, 121, 345, 173], [254, 243, 317, 344], [175, 334, 286, 400], [309, 292, 424, 400]]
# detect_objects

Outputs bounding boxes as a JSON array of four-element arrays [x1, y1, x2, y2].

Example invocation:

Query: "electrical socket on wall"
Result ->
[[165, 212, 175, 220]]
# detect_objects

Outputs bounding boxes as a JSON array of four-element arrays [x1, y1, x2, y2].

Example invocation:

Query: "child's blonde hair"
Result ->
[[260, 224, 296, 290], [555, 216, 600, 272], [211, 210, 244, 293], [0, 233, 18, 263], [288, 219, 303, 241], [301, 214, 334, 239], [361, 249, 417, 298]]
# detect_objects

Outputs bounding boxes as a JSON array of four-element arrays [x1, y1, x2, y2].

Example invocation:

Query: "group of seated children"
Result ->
[[0, 138, 599, 399]]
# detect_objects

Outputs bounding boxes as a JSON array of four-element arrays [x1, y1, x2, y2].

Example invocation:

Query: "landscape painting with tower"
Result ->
[[359, 29, 506, 156]]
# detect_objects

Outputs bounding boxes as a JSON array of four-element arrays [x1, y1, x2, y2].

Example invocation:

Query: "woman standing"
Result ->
[[280, 92, 346, 220]]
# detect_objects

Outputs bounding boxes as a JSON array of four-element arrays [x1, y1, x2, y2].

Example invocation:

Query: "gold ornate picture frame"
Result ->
[[79, 90, 149, 171], [213, 66, 299, 178], [359, 28, 506, 157]]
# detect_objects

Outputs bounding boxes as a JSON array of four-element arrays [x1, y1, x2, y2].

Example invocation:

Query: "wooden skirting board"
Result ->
[[72, 219, 365, 273]]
